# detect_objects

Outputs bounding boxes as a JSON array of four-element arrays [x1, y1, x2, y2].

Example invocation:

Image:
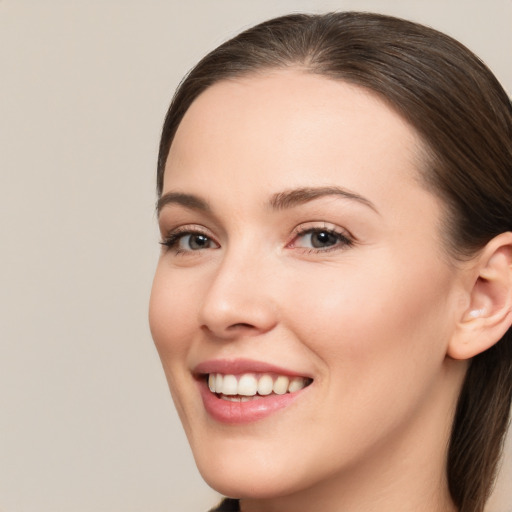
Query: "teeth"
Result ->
[[273, 376, 289, 395], [223, 395, 241, 402], [215, 373, 223, 392], [288, 377, 305, 393], [222, 374, 238, 395], [221, 395, 263, 402], [257, 374, 273, 396], [207, 372, 310, 397], [238, 374, 258, 396]]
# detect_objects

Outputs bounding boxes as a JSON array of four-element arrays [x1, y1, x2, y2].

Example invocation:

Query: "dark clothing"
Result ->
[[209, 498, 240, 511]]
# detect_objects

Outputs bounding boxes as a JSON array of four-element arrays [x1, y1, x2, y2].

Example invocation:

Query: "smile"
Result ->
[[194, 360, 314, 424], [207, 373, 312, 400]]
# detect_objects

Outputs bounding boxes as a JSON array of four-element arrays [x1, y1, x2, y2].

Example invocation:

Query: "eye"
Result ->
[[298, 230, 339, 248], [160, 227, 219, 254], [290, 226, 354, 252], [178, 233, 215, 251]]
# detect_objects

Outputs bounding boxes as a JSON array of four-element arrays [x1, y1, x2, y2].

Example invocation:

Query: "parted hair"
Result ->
[[157, 12, 512, 512]]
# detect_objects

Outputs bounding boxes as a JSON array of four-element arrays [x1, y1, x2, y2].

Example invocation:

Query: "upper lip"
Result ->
[[193, 358, 312, 378]]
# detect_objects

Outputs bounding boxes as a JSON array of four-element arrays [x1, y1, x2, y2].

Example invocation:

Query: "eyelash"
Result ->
[[160, 226, 218, 255], [160, 224, 355, 255]]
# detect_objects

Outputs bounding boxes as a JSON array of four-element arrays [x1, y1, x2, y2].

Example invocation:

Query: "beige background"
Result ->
[[0, 1, 510, 511]]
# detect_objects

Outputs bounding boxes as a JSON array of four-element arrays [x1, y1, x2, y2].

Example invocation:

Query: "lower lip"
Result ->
[[198, 379, 307, 424]]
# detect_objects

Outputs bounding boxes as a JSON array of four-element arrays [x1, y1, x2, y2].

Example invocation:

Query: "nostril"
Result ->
[[229, 323, 256, 329], [200, 323, 256, 336]]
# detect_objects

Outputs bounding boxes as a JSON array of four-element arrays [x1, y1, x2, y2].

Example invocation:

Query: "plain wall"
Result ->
[[0, 1, 511, 511]]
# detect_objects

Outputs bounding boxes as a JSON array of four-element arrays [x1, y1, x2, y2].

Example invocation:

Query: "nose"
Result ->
[[198, 249, 278, 339]]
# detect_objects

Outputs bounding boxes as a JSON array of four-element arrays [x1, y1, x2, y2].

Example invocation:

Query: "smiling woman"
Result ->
[[148, 12, 512, 512]]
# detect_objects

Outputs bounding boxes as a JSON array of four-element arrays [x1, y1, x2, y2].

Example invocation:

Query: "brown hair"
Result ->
[[157, 12, 512, 512]]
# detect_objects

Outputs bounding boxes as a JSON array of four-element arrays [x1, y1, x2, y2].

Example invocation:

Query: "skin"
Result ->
[[149, 71, 472, 512]]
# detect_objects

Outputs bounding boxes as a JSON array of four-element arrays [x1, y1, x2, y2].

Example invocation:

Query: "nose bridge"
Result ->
[[198, 239, 277, 337]]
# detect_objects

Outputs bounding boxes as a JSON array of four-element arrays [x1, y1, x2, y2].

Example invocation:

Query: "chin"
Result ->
[[194, 447, 275, 497], [201, 471, 280, 500], [191, 437, 325, 501], [200, 466, 301, 500]]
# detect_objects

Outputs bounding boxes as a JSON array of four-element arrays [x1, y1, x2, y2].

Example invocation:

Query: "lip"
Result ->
[[193, 358, 313, 424], [193, 358, 311, 378]]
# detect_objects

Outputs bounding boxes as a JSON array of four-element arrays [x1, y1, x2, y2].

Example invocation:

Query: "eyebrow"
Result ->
[[269, 186, 379, 213], [157, 192, 211, 215], [157, 186, 378, 216]]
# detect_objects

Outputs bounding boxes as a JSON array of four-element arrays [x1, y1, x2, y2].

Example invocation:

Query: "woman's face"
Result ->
[[150, 71, 466, 502]]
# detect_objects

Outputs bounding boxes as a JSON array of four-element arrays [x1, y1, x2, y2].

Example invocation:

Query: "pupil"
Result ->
[[190, 235, 209, 249], [312, 231, 336, 248]]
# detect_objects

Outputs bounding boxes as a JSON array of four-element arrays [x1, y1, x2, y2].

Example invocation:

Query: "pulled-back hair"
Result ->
[[157, 12, 512, 512]]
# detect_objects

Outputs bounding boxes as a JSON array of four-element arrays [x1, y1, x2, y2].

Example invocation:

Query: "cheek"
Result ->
[[149, 264, 204, 428], [283, 255, 455, 397], [275, 259, 456, 469], [149, 264, 197, 370]]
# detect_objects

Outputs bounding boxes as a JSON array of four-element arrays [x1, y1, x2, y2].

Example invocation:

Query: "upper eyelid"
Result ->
[[156, 201, 221, 233], [158, 215, 225, 240], [161, 223, 215, 238], [291, 221, 354, 238], [160, 225, 219, 245]]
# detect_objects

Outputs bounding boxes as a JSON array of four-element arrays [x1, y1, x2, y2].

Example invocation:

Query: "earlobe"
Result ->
[[448, 232, 512, 360]]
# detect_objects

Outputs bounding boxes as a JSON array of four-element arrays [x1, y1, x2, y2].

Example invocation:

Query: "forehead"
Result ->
[[170, 70, 420, 169], [164, 70, 435, 220]]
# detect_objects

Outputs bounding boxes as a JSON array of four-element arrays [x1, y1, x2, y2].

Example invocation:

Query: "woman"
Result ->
[[149, 12, 512, 512]]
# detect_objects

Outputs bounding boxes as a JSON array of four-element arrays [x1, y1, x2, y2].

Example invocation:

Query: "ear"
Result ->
[[448, 232, 512, 360]]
